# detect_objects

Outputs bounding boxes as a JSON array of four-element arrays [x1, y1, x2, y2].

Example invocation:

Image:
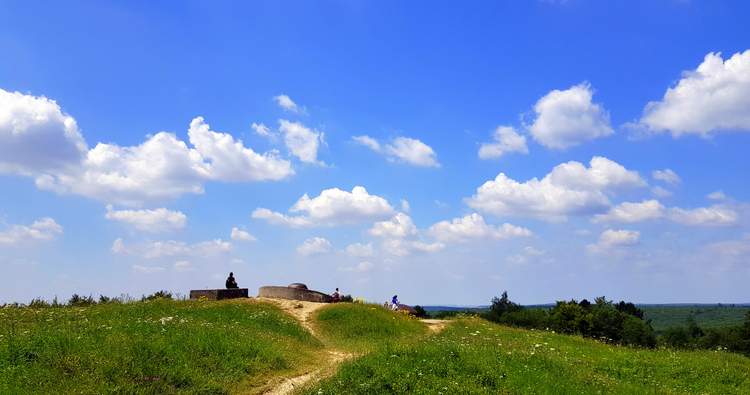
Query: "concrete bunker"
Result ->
[[258, 283, 332, 303]]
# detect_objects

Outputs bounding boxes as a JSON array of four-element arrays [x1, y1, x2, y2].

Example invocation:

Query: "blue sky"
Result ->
[[1, 1, 749, 305]]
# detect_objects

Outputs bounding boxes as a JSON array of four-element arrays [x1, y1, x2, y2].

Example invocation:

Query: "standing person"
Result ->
[[331, 287, 341, 303], [225, 272, 238, 289], [391, 294, 399, 310]]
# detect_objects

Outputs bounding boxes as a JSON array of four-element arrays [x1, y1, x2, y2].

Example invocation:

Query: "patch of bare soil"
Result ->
[[421, 319, 450, 333]]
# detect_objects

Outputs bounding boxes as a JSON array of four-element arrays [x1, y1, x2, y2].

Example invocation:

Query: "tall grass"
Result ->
[[306, 317, 750, 394], [313, 303, 427, 352], [0, 299, 322, 394]]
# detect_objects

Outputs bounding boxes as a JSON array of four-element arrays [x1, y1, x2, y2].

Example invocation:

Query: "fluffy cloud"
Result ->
[[593, 200, 665, 223], [105, 206, 186, 232], [593, 200, 738, 227], [587, 229, 640, 254], [669, 205, 738, 226], [188, 117, 293, 181], [0, 217, 63, 245], [429, 213, 532, 243], [344, 242, 374, 258], [652, 169, 681, 185], [353, 135, 439, 167], [230, 227, 256, 242], [0, 89, 87, 175], [352, 135, 380, 151], [639, 50, 750, 136], [296, 237, 332, 256], [466, 157, 645, 220], [369, 213, 417, 238], [478, 126, 528, 159], [251, 122, 273, 138], [527, 83, 613, 149], [254, 186, 394, 227], [0, 90, 294, 206], [113, 238, 231, 258], [278, 120, 325, 164], [273, 94, 304, 113]]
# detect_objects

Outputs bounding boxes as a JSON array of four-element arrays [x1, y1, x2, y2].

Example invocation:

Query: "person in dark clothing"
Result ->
[[225, 272, 238, 289]]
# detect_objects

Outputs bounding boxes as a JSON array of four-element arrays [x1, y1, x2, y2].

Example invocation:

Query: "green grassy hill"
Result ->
[[306, 316, 750, 394], [0, 299, 322, 393], [2, 300, 749, 394]]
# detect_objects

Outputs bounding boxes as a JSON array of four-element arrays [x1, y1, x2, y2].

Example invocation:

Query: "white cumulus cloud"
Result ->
[[466, 156, 645, 220], [668, 205, 738, 226], [0, 217, 63, 245], [273, 94, 304, 113], [105, 206, 186, 232], [278, 120, 325, 164], [593, 200, 666, 223], [353, 135, 439, 167], [527, 83, 613, 150], [652, 169, 681, 185], [429, 213, 532, 243], [254, 186, 394, 227], [587, 229, 640, 254], [0, 90, 294, 206], [369, 213, 417, 238], [639, 50, 750, 136], [0, 89, 87, 175], [297, 237, 332, 256], [478, 126, 528, 159], [230, 227, 256, 242]]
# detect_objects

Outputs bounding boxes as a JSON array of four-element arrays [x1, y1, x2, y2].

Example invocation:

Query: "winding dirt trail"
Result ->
[[249, 298, 450, 395], [253, 298, 356, 395]]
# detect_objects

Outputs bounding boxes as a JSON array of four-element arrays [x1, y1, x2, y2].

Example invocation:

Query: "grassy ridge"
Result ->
[[306, 317, 750, 394], [313, 303, 427, 352], [0, 299, 322, 394]]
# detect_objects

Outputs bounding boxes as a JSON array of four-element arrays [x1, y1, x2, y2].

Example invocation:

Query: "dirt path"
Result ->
[[252, 298, 355, 395], [421, 318, 450, 333], [249, 298, 450, 395]]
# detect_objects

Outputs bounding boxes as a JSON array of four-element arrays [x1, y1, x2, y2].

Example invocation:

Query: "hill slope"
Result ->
[[305, 316, 750, 394]]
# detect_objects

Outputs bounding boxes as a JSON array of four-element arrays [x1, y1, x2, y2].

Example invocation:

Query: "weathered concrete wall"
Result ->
[[189, 288, 248, 300], [258, 286, 332, 303]]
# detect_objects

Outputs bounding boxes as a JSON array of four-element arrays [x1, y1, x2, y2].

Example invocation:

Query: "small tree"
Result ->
[[414, 305, 428, 318]]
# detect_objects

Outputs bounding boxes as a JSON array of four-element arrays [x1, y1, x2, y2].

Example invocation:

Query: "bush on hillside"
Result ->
[[659, 312, 750, 355], [413, 305, 428, 318], [142, 290, 173, 301], [484, 292, 656, 348], [68, 294, 96, 307]]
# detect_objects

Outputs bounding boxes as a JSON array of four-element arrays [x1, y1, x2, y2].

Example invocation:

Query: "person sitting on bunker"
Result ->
[[331, 287, 341, 303], [225, 272, 238, 289]]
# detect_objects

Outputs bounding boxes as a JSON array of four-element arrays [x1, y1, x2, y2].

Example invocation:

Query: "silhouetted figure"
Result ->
[[225, 272, 238, 289], [331, 287, 341, 303]]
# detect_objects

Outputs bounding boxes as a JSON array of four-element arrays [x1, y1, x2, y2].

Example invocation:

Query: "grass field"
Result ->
[[2, 300, 749, 394], [641, 305, 750, 332], [0, 299, 322, 394], [313, 303, 427, 352], [306, 317, 750, 394]]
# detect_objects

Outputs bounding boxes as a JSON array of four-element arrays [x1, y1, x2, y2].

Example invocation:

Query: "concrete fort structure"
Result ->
[[258, 283, 332, 303], [189, 288, 249, 300]]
